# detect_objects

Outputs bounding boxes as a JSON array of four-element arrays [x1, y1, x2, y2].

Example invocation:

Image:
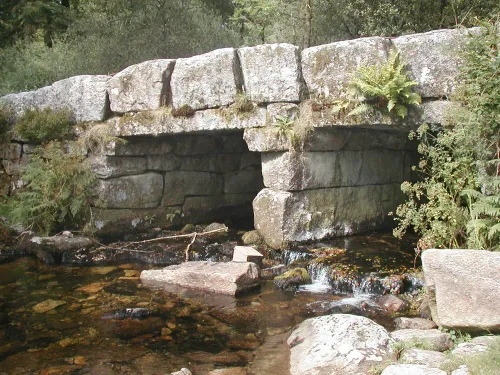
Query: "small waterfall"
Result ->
[[281, 250, 314, 266], [299, 262, 332, 293]]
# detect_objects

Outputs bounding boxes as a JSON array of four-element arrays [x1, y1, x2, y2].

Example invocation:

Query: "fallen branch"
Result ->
[[185, 233, 197, 262]]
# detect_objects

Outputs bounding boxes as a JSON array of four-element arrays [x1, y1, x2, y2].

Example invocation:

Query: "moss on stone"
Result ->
[[273, 267, 311, 290]]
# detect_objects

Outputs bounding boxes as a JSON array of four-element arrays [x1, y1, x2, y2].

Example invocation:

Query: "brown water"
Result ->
[[0, 232, 418, 375]]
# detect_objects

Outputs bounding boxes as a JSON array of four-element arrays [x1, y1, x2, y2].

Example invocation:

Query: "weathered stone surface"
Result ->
[[30, 236, 94, 252], [146, 154, 180, 171], [1, 75, 110, 122], [254, 184, 402, 248], [381, 364, 446, 375], [170, 368, 192, 375], [301, 36, 392, 99], [240, 152, 261, 169], [451, 365, 470, 375], [400, 349, 447, 368], [112, 107, 267, 136], [208, 368, 246, 375], [395, 317, 437, 330], [106, 138, 174, 156], [180, 154, 240, 172], [140, 261, 259, 295], [107, 59, 175, 113], [0, 143, 22, 160], [422, 249, 500, 332], [223, 170, 263, 194], [97, 173, 163, 209], [261, 149, 405, 190], [88, 155, 147, 179], [238, 44, 303, 103], [241, 230, 263, 246], [376, 295, 410, 313], [287, 314, 394, 375], [232, 246, 263, 265], [183, 193, 255, 223], [393, 28, 478, 98], [451, 342, 489, 356], [162, 171, 222, 206], [93, 206, 182, 237], [391, 329, 452, 352], [171, 48, 241, 110]]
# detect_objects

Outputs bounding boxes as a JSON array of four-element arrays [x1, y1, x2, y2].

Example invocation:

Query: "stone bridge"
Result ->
[[0, 27, 474, 248]]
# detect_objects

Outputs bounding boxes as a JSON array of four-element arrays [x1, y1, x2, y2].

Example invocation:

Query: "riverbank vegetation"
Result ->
[[394, 20, 500, 251], [1, 0, 499, 96]]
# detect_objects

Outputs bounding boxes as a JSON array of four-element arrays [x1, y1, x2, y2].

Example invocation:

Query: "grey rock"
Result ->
[[30, 236, 94, 252], [182, 193, 255, 223], [180, 154, 240, 173], [88, 155, 147, 179], [266, 102, 300, 123], [232, 246, 263, 266], [240, 152, 261, 170], [238, 44, 303, 103], [162, 171, 222, 206], [241, 230, 263, 246], [451, 342, 489, 356], [112, 106, 267, 137], [106, 138, 174, 156], [170, 48, 241, 110], [287, 314, 394, 375], [253, 184, 402, 249], [422, 249, 500, 332], [395, 317, 437, 330], [471, 335, 500, 346], [381, 364, 446, 375], [146, 154, 180, 171], [400, 349, 447, 368], [141, 261, 259, 296], [97, 173, 163, 209], [393, 28, 478, 98], [301, 36, 392, 99], [107, 59, 175, 113], [170, 369, 192, 375], [391, 329, 452, 352], [0, 143, 22, 160], [376, 295, 409, 313], [451, 365, 470, 375], [223, 169, 263, 194]]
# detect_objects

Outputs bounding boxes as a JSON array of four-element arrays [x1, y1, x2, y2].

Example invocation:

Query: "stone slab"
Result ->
[[162, 171, 223, 206], [88, 155, 147, 179], [232, 246, 263, 264], [254, 184, 403, 249], [301, 36, 392, 99], [422, 249, 500, 332], [238, 43, 303, 103], [170, 48, 242, 110], [107, 59, 175, 113], [223, 170, 263, 194], [140, 261, 259, 296]]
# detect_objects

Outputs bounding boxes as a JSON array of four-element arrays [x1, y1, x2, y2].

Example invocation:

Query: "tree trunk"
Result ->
[[303, 0, 312, 49]]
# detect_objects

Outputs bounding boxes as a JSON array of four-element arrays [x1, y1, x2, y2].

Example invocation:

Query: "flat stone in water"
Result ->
[[89, 266, 118, 275], [32, 299, 66, 313], [75, 282, 110, 294]]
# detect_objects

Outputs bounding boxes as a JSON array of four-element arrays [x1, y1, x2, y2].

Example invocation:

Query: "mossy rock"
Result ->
[[273, 267, 311, 290], [242, 230, 263, 245]]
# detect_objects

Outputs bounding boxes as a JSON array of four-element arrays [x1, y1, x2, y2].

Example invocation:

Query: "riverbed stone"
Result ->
[[140, 261, 260, 295], [253, 184, 402, 249], [238, 44, 303, 103], [97, 172, 163, 209], [171, 48, 241, 110], [421, 249, 500, 332], [32, 299, 67, 313], [393, 28, 477, 98], [395, 317, 437, 330], [400, 349, 447, 368], [88, 155, 147, 179], [107, 59, 175, 113], [162, 171, 222, 206], [287, 314, 394, 375], [390, 329, 452, 352], [301, 36, 392, 99], [381, 364, 446, 375]]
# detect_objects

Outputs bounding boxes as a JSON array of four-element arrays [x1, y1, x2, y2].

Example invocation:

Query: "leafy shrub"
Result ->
[[7, 141, 96, 235], [0, 104, 14, 143], [332, 50, 421, 119], [394, 21, 500, 251], [14, 107, 74, 144]]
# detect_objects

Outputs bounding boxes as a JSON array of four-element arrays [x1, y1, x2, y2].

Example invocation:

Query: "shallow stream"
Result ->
[[0, 232, 419, 375]]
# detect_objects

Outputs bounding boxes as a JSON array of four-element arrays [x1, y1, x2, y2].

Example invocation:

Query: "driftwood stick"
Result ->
[[184, 233, 197, 262]]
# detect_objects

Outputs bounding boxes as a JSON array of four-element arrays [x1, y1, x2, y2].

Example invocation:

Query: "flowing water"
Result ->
[[0, 232, 419, 375]]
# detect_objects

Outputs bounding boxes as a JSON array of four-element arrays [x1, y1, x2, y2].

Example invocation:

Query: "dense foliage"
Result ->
[[1, 0, 499, 95], [394, 21, 500, 251], [5, 141, 96, 235], [14, 107, 73, 144]]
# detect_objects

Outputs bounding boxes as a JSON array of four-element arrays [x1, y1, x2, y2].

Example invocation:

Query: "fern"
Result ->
[[334, 50, 421, 119]]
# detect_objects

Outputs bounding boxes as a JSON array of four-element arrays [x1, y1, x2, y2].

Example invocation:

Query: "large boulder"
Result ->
[[287, 314, 394, 375], [1, 75, 110, 122], [253, 185, 402, 249], [140, 261, 260, 296], [170, 48, 242, 110], [97, 172, 163, 209], [421, 249, 500, 332], [390, 329, 453, 352], [301, 36, 391, 99], [393, 28, 477, 98], [107, 59, 175, 113], [238, 43, 303, 103]]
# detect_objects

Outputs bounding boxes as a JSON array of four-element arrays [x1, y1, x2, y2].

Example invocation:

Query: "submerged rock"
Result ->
[[273, 268, 311, 290], [141, 261, 259, 296], [101, 307, 154, 320], [32, 299, 67, 313], [287, 314, 394, 375]]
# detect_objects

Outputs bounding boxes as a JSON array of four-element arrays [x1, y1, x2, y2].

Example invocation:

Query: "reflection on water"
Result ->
[[0, 232, 419, 374]]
